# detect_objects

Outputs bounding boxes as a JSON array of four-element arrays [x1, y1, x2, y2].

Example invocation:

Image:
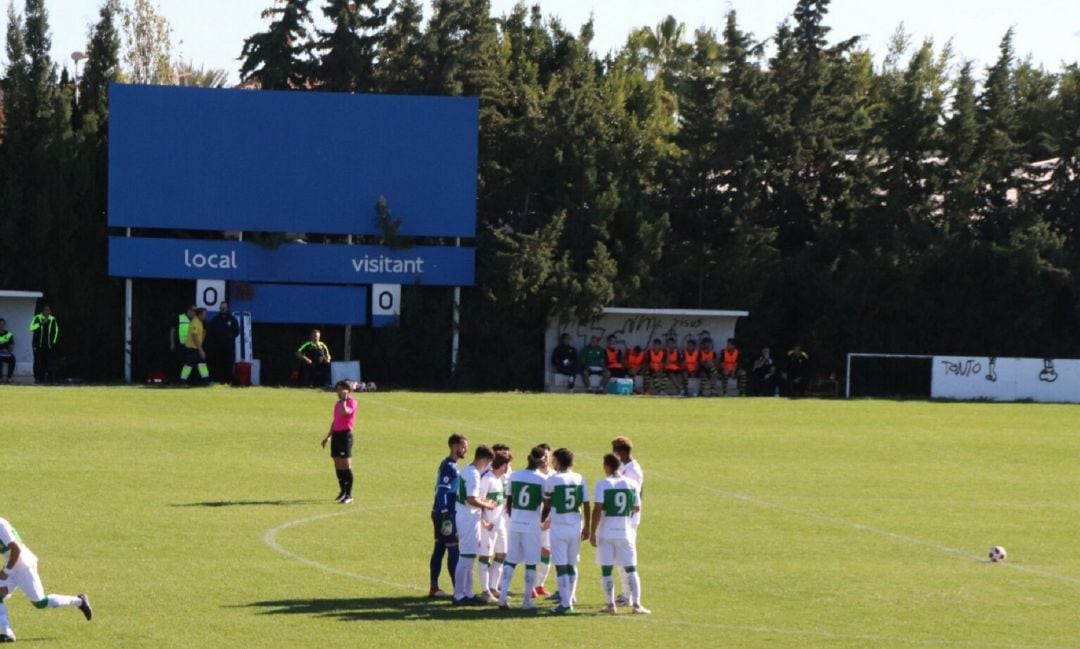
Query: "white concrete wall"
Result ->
[[545, 311, 742, 391], [931, 356, 1080, 403], [0, 297, 41, 381]]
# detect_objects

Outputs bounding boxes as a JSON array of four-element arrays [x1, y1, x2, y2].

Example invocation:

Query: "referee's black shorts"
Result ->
[[329, 430, 353, 458]]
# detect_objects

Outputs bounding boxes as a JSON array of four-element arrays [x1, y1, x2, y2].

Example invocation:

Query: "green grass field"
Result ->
[[1, 386, 1079, 648]]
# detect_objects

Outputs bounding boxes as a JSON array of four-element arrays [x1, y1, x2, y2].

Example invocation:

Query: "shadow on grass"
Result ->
[[239, 597, 584, 621], [170, 499, 326, 508]]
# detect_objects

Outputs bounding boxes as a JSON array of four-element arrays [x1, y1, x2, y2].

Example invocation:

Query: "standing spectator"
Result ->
[[180, 308, 211, 384], [0, 318, 14, 383], [296, 329, 332, 387], [169, 306, 195, 380], [751, 346, 779, 396], [206, 301, 241, 384], [601, 335, 626, 391], [579, 336, 605, 393], [784, 345, 810, 397], [550, 333, 579, 391], [29, 305, 59, 384]]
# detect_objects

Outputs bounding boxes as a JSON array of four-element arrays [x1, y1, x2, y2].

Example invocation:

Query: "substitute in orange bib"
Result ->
[[663, 337, 685, 396], [601, 335, 626, 391], [682, 339, 703, 397], [644, 338, 665, 395], [625, 345, 646, 393], [698, 337, 719, 396], [720, 338, 741, 396]]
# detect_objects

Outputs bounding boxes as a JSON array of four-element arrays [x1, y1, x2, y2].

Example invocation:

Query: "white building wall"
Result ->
[[932, 356, 1080, 403], [544, 308, 748, 391]]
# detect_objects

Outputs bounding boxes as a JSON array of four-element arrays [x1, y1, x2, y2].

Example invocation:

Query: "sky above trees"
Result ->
[[24, 0, 1080, 84]]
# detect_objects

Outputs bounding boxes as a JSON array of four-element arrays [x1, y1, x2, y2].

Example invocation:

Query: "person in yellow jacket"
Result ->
[[179, 308, 211, 384], [29, 305, 59, 384]]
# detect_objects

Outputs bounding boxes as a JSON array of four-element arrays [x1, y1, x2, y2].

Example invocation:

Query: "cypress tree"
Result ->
[[239, 0, 314, 89], [314, 0, 393, 92]]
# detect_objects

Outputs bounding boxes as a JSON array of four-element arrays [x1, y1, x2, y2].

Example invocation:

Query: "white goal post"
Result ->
[[845, 353, 934, 399]]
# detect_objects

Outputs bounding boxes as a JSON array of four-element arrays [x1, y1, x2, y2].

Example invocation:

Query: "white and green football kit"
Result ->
[[0, 519, 42, 602], [593, 476, 640, 567], [499, 468, 546, 607], [480, 472, 507, 556], [544, 471, 587, 565], [0, 518, 88, 639], [454, 464, 485, 555], [506, 469, 545, 564], [453, 463, 486, 602], [545, 471, 588, 610], [620, 459, 644, 527]]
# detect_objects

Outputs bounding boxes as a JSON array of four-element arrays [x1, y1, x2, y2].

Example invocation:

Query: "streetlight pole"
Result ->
[[71, 51, 87, 104]]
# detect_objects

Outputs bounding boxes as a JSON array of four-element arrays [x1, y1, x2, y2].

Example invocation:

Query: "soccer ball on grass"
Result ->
[[988, 546, 1007, 563]]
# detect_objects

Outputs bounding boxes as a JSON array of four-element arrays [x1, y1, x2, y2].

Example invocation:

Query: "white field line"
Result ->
[[263, 501, 425, 593], [259, 397, 1075, 647], [261, 466, 1066, 648], [364, 396, 1080, 588]]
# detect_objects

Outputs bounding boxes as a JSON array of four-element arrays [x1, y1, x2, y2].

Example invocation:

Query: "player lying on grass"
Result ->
[[0, 518, 92, 643]]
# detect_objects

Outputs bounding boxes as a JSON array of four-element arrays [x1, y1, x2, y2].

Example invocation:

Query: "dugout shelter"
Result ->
[[0, 290, 44, 383], [545, 307, 749, 392]]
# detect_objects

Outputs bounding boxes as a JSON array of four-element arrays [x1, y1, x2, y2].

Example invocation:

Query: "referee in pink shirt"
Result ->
[[321, 380, 358, 504]]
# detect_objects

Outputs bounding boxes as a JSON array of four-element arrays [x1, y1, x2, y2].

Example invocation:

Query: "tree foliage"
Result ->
[[3, 0, 1080, 386]]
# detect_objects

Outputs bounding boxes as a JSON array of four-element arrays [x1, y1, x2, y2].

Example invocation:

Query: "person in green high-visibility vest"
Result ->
[[29, 305, 59, 384], [0, 318, 15, 382], [169, 305, 195, 382], [296, 329, 332, 387]]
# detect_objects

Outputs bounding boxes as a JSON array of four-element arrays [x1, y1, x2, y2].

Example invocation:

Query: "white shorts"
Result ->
[[594, 536, 637, 568], [0, 557, 45, 602], [549, 525, 581, 566], [455, 513, 483, 555], [492, 520, 508, 555], [480, 519, 508, 556], [506, 527, 542, 566]]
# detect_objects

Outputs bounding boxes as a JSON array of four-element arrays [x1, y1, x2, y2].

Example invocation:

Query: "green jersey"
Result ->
[[507, 468, 545, 531], [593, 475, 639, 540], [544, 471, 588, 527]]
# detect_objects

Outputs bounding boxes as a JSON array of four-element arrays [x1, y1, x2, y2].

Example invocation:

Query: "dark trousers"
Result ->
[[300, 361, 330, 387], [0, 354, 14, 379], [208, 348, 236, 384], [33, 348, 53, 383]]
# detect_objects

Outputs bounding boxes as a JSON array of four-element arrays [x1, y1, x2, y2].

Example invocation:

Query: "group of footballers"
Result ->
[[565, 333, 743, 396], [430, 435, 649, 615]]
